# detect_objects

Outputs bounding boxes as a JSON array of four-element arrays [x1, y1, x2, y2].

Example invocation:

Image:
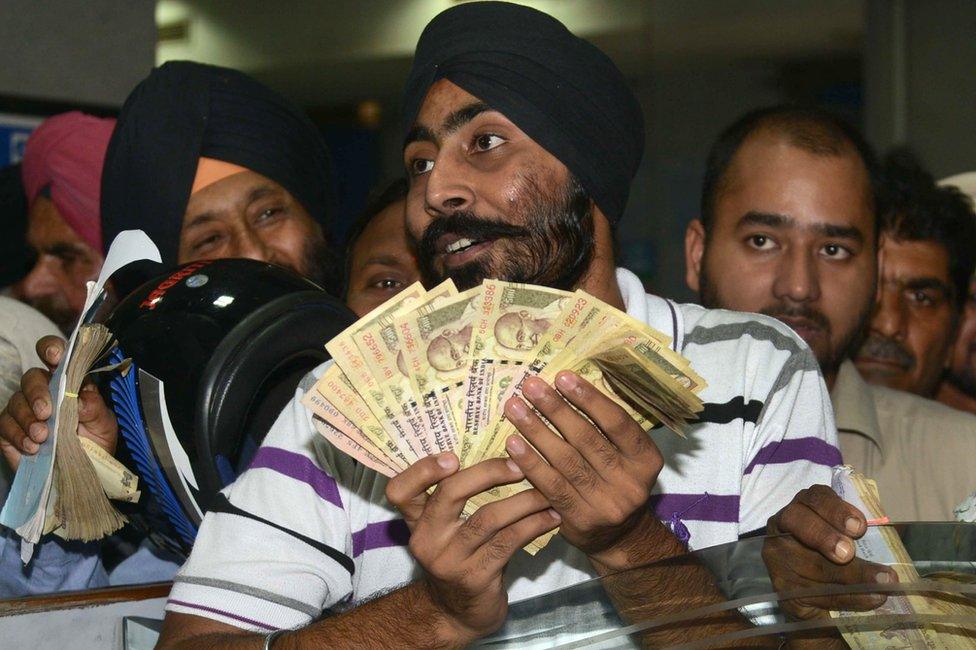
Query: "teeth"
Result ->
[[446, 238, 477, 254]]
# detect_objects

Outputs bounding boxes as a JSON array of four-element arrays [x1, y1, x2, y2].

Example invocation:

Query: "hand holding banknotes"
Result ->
[[0, 334, 118, 471], [386, 453, 560, 643], [762, 485, 898, 623], [504, 371, 665, 569]]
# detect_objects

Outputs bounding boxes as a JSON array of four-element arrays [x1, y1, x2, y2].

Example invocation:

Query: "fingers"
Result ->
[[454, 488, 553, 555], [554, 371, 651, 458], [386, 452, 459, 525], [35, 336, 65, 371], [77, 384, 119, 454], [21, 368, 53, 422], [424, 458, 526, 525], [4, 391, 45, 451], [772, 486, 867, 564], [474, 508, 561, 573], [505, 433, 580, 516]]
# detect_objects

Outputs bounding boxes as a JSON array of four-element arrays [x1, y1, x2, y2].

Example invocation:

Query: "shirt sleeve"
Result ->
[[166, 370, 360, 632], [738, 342, 842, 535], [0, 528, 109, 597]]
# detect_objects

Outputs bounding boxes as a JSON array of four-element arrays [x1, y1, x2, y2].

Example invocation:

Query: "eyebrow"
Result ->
[[900, 277, 953, 295], [360, 254, 407, 269], [737, 210, 865, 243], [403, 101, 493, 147]]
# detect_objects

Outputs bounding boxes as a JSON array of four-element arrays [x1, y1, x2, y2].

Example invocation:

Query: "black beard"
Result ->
[[301, 232, 343, 298], [415, 176, 594, 291]]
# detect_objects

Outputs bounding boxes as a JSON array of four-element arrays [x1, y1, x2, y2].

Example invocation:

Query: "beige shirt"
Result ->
[[833, 360, 976, 521]]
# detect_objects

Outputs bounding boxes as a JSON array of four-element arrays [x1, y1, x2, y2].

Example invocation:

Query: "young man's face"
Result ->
[[686, 132, 877, 384], [854, 238, 956, 396], [13, 195, 102, 332], [946, 277, 976, 397], [179, 170, 333, 287], [402, 79, 593, 291], [345, 198, 420, 317]]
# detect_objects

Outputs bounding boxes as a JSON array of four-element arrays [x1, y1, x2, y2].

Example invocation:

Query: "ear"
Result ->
[[875, 232, 887, 304], [685, 219, 706, 293]]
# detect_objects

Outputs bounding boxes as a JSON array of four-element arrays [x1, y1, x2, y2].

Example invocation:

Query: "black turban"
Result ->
[[101, 61, 335, 265], [402, 1, 644, 226]]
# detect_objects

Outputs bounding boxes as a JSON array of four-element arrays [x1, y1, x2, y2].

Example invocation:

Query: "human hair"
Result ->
[[341, 177, 410, 297], [880, 148, 976, 311], [700, 105, 883, 235]]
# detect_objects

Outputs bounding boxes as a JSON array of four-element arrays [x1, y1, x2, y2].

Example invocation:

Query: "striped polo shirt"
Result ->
[[166, 268, 841, 633]]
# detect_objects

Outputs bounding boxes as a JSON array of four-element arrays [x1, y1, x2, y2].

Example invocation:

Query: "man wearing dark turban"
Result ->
[[161, 4, 838, 647], [102, 60, 342, 295]]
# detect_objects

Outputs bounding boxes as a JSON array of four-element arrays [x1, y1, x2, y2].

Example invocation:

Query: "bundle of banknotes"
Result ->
[[303, 279, 707, 552], [830, 466, 976, 647]]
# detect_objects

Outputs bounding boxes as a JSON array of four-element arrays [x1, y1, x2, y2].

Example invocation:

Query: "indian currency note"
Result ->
[[397, 287, 481, 454], [303, 388, 402, 475], [326, 283, 431, 459], [312, 364, 415, 468], [356, 280, 458, 458], [831, 466, 976, 648], [460, 281, 572, 464]]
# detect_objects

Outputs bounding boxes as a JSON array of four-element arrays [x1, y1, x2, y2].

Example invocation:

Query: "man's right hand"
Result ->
[[0, 335, 118, 471], [762, 484, 898, 622], [385, 453, 561, 645]]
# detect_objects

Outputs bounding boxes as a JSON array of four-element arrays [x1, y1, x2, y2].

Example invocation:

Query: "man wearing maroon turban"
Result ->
[[15, 112, 115, 332]]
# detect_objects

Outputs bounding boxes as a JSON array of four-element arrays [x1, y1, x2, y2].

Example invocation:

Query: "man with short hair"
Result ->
[[854, 150, 976, 397], [343, 178, 420, 318], [685, 104, 976, 624], [936, 171, 976, 416], [159, 5, 841, 647], [14, 112, 115, 332]]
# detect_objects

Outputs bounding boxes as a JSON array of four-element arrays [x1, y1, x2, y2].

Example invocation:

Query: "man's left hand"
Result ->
[[504, 371, 666, 569]]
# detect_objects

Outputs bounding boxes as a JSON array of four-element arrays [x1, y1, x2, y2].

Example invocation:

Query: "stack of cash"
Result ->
[[303, 280, 707, 552]]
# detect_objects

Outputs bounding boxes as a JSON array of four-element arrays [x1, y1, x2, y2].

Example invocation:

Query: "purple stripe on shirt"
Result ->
[[649, 493, 740, 523], [351, 519, 411, 557], [168, 599, 277, 631], [742, 437, 842, 475], [248, 446, 343, 510]]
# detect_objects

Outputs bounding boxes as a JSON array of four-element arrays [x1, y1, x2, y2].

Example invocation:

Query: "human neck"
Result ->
[[822, 368, 838, 392], [935, 379, 976, 416], [574, 211, 624, 310]]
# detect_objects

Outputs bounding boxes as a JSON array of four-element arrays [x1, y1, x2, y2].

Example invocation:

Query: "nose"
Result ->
[[772, 248, 821, 304], [232, 228, 279, 266], [16, 257, 62, 301], [424, 149, 475, 217], [870, 286, 907, 340]]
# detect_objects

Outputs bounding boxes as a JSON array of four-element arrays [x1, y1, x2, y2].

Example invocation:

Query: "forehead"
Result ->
[[26, 196, 82, 244], [351, 200, 409, 258], [413, 79, 486, 131], [715, 132, 874, 233], [881, 238, 951, 280], [184, 170, 286, 214]]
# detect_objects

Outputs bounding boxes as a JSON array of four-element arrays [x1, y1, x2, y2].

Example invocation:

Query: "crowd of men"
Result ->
[[0, 2, 975, 646]]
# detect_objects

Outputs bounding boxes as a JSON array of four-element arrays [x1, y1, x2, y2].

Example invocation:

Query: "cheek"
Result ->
[[703, 247, 775, 310]]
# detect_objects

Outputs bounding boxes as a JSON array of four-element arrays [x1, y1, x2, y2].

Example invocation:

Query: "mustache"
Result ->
[[416, 211, 529, 260], [760, 304, 831, 332], [858, 334, 915, 369]]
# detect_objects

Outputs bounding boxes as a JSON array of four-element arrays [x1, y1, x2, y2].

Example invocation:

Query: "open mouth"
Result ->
[[436, 234, 496, 267]]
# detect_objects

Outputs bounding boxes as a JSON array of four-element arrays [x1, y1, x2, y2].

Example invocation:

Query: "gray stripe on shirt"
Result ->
[[683, 321, 803, 355], [766, 345, 820, 401], [174, 575, 321, 617]]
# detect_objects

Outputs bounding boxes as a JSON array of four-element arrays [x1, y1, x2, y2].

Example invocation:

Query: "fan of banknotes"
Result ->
[[303, 279, 707, 552]]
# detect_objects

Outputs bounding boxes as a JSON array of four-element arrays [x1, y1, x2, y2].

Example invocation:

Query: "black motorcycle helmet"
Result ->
[[103, 258, 354, 548]]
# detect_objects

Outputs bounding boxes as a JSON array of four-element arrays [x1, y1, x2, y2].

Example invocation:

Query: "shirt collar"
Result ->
[[616, 266, 683, 352], [830, 359, 885, 455]]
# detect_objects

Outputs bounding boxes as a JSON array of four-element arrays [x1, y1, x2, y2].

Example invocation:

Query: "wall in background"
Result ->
[[0, 0, 155, 107]]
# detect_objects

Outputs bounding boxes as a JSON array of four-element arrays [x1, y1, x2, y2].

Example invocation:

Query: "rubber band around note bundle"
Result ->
[[64, 391, 79, 398], [866, 516, 890, 526]]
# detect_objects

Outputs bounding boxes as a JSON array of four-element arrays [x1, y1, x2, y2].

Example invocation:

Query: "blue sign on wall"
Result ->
[[0, 113, 42, 167]]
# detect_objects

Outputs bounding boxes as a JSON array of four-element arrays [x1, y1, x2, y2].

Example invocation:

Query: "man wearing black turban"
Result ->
[[162, 4, 839, 647], [102, 61, 341, 295]]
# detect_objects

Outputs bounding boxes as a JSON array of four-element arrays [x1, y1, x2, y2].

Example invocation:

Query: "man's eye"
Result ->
[[909, 290, 936, 306], [746, 234, 774, 250], [821, 243, 851, 260], [193, 234, 222, 253], [410, 159, 434, 176], [257, 207, 283, 221], [473, 134, 505, 152], [373, 278, 404, 290]]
